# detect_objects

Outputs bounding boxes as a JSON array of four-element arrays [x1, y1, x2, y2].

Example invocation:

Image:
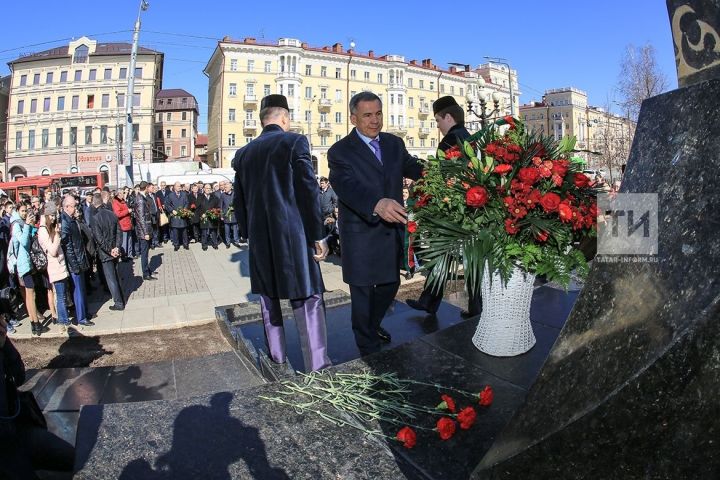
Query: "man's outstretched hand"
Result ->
[[374, 198, 407, 224]]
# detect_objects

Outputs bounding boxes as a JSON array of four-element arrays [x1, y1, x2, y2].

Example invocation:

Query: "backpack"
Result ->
[[29, 233, 48, 272]]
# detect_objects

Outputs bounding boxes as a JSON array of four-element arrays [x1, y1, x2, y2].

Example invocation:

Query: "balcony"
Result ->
[[387, 125, 408, 137], [418, 106, 430, 118], [418, 127, 430, 138], [243, 119, 258, 134], [276, 71, 301, 81], [289, 121, 304, 133], [243, 95, 258, 108], [317, 122, 332, 134], [318, 98, 332, 112]]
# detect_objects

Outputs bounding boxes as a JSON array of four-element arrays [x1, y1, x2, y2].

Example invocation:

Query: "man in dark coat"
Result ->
[[328, 92, 423, 356], [60, 195, 94, 326], [188, 183, 201, 243], [196, 183, 220, 250], [133, 182, 156, 281], [90, 193, 125, 310], [220, 182, 241, 248], [406, 95, 482, 318], [164, 182, 189, 251], [232, 94, 331, 372]]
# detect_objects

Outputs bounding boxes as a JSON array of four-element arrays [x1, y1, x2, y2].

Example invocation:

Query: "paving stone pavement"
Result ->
[[9, 240, 423, 339]]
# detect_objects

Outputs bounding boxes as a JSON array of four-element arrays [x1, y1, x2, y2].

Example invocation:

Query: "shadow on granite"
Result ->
[[473, 78, 720, 478]]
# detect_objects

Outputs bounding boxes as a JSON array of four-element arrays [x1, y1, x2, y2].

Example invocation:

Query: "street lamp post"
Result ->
[[465, 78, 501, 128], [307, 95, 316, 159], [123, 0, 149, 187], [483, 56, 514, 116]]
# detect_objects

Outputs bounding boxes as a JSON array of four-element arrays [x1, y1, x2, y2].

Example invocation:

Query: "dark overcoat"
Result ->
[[232, 124, 324, 299], [196, 193, 220, 229], [439, 124, 471, 151], [328, 129, 422, 286], [164, 190, 189, 228]]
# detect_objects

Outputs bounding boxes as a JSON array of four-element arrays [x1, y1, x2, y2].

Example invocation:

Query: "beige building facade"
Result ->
[[519, 87, 635, 176], [154, 89, 198, 161], [5, 36, 163, 180], [203, 37, 519, 175], [0, 75, 9, 182]]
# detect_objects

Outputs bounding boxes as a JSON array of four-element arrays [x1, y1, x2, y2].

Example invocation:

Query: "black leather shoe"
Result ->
[[184, 245, 190, 250], [376, 327, 392, 343], [174, 245, 180, 251], [143, 275, 157, 281], [202, 245, 208, 251], [109, 304, 125, 311], [406, 299, 430, 313], [212, 244, 218, 250], [226, 244, 231, 249], [460, 309, 481, 319]]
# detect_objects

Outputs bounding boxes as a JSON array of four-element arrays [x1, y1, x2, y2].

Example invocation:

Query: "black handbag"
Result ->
[[17, 390, 46, 429]]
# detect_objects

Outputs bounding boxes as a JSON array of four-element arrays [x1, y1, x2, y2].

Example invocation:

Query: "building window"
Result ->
[[119, 67, 127, 79], [408, 97, 414, 108], [166, 129, 171, 139], [407, 137, 414, 147], [288, 84, 295, 98], [43, 97, 50, 112], [28, 130, 35, 150], [56, 128, 63, 147], [30, 99, 37, 113], [431, 138, 436, 147], [33, 73, 40, 85], [303, 64, 311, 76], [409, 118, 414, 128], [245, 137, 252, 144], [335, 68, 342, 79], [181, 145, 187, 157], [57, 96, 65, 111], [70, 127, 77, 145], [98, 125, 107, 144], [101, 94, 109, 108], [335, 135, 342, 143], [398, 95, 404, 106], [133, 93, 140, 107], [245, 110, 253, 120], [350, 69, 356, 79], [228, 133, 236, 146], [390, 115, 395, 126], [19, 75, 27, 86], [182, 111, 187, 120], [46, 72, 53, 84], [247, 60, 254, 72], [117, 93, 125, 108], [181, 128, 187, 138], [364, 71, 370, 81], [335, 112, 342, 123], [320, 66, 327, 77], [335, 89, 342, 102], [450, 85, 454, 94], [134, 67, 142, 79], [182, 97, 187, 106], [166, 146, 172, 156], [230, 59, 237, 71], [320, 136, 327, 146], [60, 71, 67, 82], [104, 68, 112, 80], [156, 129, 162, 139], [133, 123, 139, 141], [419, 80, 424, 89], [420, 138, 425, 147], [390, 94, 395, 105], [408, 78, 413, 88], [98, 164, 109, 173], [429, 81, 435, 91], [377, 73, 383, 83], [228, 109, 236, 122], [17, 100, 23, 114], [40, 129, 49, 148], [265, 61, 272, 73], [305, 87, 312, 99], [460, 87, 464, 97], [305, 110, 311, 122], [89, 69, 96, 81], [167, 112, 172, 121], [440, 84, 445, 93], [263, 84, 270, 96], [229, 83, 237, 96], [73, 44, 89, 63], [74, 70, 82, 81], [85, 126, 93, 144], [156, 112, 161, 121], [15, 131, 22, 150], [87, 95, 94, 109]]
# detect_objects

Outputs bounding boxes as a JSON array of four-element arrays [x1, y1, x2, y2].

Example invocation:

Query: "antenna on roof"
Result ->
[[259, 28, 265, 39]]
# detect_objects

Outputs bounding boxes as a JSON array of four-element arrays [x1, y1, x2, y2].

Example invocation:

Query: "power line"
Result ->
[[0, 30, 133, 55]]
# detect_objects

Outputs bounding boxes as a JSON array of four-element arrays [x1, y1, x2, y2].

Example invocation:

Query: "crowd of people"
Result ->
[[0, 179, 244, 336]]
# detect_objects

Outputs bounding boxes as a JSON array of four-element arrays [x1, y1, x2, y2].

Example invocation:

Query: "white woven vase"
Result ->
[[471, 264, 536, 357]]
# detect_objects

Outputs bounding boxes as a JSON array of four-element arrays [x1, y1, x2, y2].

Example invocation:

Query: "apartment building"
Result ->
[[154, 88, 199, 161]]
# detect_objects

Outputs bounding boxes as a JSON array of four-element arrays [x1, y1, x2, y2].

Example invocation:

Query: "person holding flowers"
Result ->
[[197, 183, 221, 251]]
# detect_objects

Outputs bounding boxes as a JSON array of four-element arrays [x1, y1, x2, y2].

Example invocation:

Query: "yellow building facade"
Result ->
[[5, 36, 164, 180], [204, 37, 519, 175], [519, 87, 635, 174]]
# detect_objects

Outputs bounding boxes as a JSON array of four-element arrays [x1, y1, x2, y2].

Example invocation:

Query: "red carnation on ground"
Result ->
[[517, 167, 541, 185], [479, 385, 494, 406], [504, 218, 520, 234], [457, 406, 477, 430], [465, 186, 489, 208], [574, 173, 591, 188], [494, 164, 513, 175], [396, 426, 417, 449], [540, 192, 561, 212], [407, 221, 417, 234], [436, 417, 457, 440], [438, 394, 457, 413]]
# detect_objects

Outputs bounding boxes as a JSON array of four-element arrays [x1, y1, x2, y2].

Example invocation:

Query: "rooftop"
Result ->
[[9, 42, 161, 65]]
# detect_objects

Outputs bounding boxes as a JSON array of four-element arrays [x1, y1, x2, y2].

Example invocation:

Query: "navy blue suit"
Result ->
[[164, 190, 189, 248], [233, 123, 330, 372], [328, 128, 422, 354]]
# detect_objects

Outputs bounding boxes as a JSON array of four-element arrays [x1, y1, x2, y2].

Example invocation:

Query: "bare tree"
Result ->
[[617, 44, 669, 120], [593, 117, 635, 185]]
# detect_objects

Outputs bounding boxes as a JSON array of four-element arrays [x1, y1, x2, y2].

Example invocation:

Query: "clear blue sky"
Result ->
[[1, 0, 676, 132]]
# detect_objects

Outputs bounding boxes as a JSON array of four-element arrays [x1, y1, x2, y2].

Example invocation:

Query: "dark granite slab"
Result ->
[[100, 362, 177, 404], [34, 366, 112, 412], [45, 411, 80, 447], [473, 78, 720, 478], [173, 351, 264, 399]]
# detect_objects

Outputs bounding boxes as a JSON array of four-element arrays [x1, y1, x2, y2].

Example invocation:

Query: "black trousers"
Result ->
[[201, 227, 217, 247], [415, 278, 482, 315], [101, 260, 124, 307], [349, 281, 399, 356]]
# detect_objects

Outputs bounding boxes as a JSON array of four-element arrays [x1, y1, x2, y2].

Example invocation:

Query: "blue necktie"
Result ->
[[369, 138, 382, 164]]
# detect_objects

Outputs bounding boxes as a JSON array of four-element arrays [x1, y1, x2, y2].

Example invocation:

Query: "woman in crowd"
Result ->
[[37, 202, 70, 332], [112, 190, 134, 260]]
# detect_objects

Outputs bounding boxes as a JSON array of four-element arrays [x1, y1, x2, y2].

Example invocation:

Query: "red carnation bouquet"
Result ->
[[412, 116, 598, 291], [203, 207, 222, 222]]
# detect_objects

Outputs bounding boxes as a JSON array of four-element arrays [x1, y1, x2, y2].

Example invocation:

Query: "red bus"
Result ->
[[0, 172, 108, 202]]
